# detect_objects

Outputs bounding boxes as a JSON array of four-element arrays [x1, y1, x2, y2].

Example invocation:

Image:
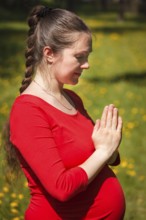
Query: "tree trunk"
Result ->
[[130, 0, 140, 14], [118, 0, 126, 21], [100, 0, 111, 11]]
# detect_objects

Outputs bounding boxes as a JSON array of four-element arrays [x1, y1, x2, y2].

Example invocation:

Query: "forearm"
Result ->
[[79, 148, 109, 184]]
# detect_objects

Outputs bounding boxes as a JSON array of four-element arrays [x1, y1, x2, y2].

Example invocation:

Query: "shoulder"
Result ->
[[10, 95, 49, 121], [11, 94, 50, 110]]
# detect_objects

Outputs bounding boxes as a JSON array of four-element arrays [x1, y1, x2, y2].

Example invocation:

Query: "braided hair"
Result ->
[[19, 5, 44, 93]]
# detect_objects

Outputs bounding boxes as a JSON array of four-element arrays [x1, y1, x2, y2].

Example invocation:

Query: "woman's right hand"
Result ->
[[92, 104, 123, 159]]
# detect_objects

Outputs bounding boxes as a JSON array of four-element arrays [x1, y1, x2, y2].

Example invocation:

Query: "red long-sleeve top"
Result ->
[[10, 89, 125, 220]]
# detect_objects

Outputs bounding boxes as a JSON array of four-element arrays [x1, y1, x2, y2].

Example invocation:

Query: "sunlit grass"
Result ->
[[0, 11, 146, 220], [0, 22, 27, 31]]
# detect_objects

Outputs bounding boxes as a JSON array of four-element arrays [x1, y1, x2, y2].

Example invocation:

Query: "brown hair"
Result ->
[[3, 5, 91, 174]]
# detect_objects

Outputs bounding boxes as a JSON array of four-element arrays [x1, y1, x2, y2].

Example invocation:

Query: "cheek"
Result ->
[[60, 60, 76, 74], [53, 57, 79, 83]]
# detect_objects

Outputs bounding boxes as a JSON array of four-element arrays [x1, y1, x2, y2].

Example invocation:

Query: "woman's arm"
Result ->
[[79, 104, 122, 184]]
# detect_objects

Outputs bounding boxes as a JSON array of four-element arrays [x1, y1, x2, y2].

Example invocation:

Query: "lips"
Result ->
[[74, 72, 81, 77]]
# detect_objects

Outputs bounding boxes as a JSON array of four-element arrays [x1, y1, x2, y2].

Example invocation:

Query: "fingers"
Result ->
[[100, 104, 122, 131], [106, 104, 114, 128], [95, 119, 100, 129], [100, 106, 108, 128], [111, 107, 118, 130], [94, 119, 100, 131], [92, 119, 100, 143]]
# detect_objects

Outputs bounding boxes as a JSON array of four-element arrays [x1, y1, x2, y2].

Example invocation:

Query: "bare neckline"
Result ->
[[19, 93, 79, 116]]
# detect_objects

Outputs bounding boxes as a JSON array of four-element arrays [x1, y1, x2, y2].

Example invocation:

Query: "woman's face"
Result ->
[[51, 32, 92, 85]]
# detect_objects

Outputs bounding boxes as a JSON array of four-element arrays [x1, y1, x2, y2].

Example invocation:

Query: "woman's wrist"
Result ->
[[79, 148, 110, 184]]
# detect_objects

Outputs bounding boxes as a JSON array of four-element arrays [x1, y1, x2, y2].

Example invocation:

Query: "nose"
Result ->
[[81, 61, 90, 69]]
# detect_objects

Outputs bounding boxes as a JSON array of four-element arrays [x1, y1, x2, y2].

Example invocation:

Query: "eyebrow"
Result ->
[[76, 49, 92, 55]]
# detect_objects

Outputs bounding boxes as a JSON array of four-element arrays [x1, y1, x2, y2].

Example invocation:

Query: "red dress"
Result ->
[[10, 89, 125, 220]]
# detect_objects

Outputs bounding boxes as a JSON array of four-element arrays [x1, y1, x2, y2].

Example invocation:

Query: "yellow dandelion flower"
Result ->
[[127, 122, 135, 129], [3, 186, 9, 193], [0, 192, 4, 198], [112, 168, 118, 174], [11, 193, 17, 198], [127, 170, 136, 177], [24, 181, 28, 188], [10, 202, 18, 208], [12, 217, 20, 220], [18, 194, 24, 200], [121, 160, 128, 168], [11, 208, 18, 214]]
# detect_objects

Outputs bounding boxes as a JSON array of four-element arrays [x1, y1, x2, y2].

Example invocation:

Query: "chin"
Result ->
[[71, 80, 79, 85], [64, 78, 79, 86]]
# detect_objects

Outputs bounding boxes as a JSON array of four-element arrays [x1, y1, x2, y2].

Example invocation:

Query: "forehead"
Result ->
[[71, 32, 92, 53]]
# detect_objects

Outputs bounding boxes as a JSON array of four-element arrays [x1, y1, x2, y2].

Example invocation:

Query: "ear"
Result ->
[[43, 46, 54, 63]]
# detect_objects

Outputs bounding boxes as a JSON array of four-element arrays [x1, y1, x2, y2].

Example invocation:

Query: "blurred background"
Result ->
[[0, 0, 146, 219]]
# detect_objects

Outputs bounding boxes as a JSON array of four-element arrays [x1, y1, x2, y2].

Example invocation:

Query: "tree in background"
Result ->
[[116, 0, 145, 21], [117, 0, 126, 21], [100, 0, 111, 11]]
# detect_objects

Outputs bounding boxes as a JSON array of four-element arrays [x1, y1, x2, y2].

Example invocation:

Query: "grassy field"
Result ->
[[0, 7, 146, 220]]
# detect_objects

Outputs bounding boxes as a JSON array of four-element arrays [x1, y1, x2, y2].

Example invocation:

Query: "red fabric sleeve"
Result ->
[[10, 102, 88, 202]]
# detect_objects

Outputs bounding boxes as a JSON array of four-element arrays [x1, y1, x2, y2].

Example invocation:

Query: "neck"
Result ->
[[33, 73, 74, 111], [34, 71, 63, 97]]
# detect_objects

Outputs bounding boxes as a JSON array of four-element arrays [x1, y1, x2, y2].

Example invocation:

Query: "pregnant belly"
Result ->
[[83, 165, 126, 219], [25, 166, 125, 220], [54, 165, 126, 219]]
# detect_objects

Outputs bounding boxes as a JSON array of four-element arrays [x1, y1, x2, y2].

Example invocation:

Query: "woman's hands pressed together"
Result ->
[[92, 104, 123, 159], [79, 104, 123, 183]]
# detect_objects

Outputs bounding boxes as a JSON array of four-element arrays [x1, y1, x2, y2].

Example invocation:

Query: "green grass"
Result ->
[[0, 10, 146, 220]]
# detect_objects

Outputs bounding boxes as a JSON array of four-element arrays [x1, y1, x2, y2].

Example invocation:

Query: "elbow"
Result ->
[[44, 168, 87, 202], [52, 185, 86, 202]]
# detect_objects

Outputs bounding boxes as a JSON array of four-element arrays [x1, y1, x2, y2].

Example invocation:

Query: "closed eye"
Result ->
[[75, 54, 89, 62]]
